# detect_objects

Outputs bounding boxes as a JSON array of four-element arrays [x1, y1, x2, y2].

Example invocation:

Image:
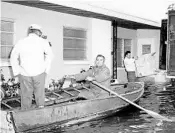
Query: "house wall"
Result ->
[[91, 19, 112, 71], [137, 29, 160, 69], [1, 2, 160, 85], [116, 28, 160, 83], [1, 2, 91, 83], [116, 27, 137, 83], [117, 27, 138, 56], [0, 2, 111, 86]]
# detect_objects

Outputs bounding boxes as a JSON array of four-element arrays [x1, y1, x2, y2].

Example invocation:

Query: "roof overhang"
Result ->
[[2, 0, 161, 29]]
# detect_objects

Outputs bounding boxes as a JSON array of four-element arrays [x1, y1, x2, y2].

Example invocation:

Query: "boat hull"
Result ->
[[1, 82, 144, 133]]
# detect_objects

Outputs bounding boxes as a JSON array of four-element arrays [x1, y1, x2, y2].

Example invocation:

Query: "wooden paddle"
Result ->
[[91, 81, 173, 122]]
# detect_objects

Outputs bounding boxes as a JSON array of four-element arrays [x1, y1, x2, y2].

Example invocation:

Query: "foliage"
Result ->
[[0, 71, 20, 98]]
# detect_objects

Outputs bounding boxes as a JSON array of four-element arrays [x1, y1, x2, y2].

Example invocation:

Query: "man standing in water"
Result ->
[[66, 54, 111, 99], [10, 24, 53, 110], [123, 51, 137, 82]]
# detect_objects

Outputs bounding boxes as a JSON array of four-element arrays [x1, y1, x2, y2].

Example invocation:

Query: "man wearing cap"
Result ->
[[10, 24, 53, 110]]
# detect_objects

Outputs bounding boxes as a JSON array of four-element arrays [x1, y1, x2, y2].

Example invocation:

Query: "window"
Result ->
[[63, 27, 87, 61], [117, 38, 132, 67], [0, 19, 14, 61], [142, 44, 151, 55]]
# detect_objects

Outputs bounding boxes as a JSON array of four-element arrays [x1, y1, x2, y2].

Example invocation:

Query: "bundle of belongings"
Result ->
[[135, 52, 156, 77]]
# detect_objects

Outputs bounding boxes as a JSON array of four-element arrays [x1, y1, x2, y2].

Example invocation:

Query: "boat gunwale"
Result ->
[[12, 82, 144, 113]]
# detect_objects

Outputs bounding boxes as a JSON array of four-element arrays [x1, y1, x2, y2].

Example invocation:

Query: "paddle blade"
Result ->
[[145, 109, 173, 122]]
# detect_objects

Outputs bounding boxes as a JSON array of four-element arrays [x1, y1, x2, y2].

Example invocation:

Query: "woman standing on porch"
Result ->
[[123, 51, 137, 82]]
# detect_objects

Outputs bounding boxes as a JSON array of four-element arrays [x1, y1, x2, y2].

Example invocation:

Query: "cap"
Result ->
[[29, 24, 42, 31]]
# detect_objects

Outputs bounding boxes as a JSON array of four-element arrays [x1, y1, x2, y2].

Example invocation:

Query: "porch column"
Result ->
[[112, 20, 118, 79]]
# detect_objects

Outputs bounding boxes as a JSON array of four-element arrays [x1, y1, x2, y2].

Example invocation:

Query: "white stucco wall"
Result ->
[[0, 2, 112, 84], [91, 19, 112, 72], [137, 29, 160, 69], [1, 2, 161, 85], [1, 2, 91, 81]]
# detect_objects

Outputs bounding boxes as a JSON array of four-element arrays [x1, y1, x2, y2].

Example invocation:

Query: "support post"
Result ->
[[112, 20, 118, 79]]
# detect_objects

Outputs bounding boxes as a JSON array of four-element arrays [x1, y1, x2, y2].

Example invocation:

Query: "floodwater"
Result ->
[[33, 82, 175, 133]]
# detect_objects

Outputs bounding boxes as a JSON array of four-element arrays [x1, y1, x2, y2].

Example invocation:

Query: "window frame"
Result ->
[[142, 44, 151, 55], [0, 17, 15, 67], [63, 26, 89, 64]]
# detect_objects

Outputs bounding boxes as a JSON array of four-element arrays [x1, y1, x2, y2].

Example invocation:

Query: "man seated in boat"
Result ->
[[65, 54, 111, 99]]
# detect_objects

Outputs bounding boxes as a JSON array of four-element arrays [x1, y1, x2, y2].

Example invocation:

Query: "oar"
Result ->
[[91, 81, 173, 122]]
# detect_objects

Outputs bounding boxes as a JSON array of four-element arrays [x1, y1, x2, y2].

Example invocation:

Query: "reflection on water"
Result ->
[[34, 82, 175, 133]]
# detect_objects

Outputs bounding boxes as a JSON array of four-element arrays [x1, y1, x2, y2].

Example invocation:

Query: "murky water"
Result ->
[[33, 82, 175, 133]]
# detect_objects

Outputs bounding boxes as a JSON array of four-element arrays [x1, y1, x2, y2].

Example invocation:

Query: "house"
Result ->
[[1, 0, 161, 85]]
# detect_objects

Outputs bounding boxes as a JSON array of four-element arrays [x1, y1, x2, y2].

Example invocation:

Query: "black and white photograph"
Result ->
[[1, 0, 175, 133]]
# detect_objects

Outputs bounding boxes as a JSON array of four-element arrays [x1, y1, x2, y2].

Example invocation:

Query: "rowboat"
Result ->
[[1, 81, 144, 133]]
